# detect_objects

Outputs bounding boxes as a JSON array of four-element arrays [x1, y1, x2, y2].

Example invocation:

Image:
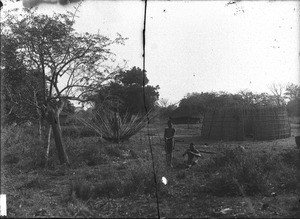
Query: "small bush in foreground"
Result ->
[[200, 147, 271, 196], [104, 144, 124, 158], [198, 146, 298, 197], [2, 125, 48, 170]]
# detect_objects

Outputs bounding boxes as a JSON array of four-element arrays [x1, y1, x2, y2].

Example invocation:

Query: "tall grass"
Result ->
[[68, 160, 164, 201], [192, 145, 298, 197], [2, 125, 48, 169]]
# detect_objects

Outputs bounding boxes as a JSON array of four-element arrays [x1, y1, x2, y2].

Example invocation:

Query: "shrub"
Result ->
[[280, 149, 298, 167], [121, 160, 169, 197], [104, 144, 124, 158], [75, 109, 155, 143], [67, 141, 108, 166], [200, 146, 270, 196], [61, 126, 80, 138], [79, 127, 98, 138], [69, 180, 93, 201], [2, 125, 47, 170], [91, 179, 122, 198], [18, 175, 46, 190], [61, 126, 99, 138]]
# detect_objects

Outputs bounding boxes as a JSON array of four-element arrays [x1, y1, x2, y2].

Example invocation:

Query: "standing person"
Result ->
[[164, 120, 175, 167]]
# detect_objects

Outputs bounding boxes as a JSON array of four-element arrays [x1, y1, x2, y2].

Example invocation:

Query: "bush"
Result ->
[[104, 144, 124, 158], [123, 172, 155, 196], [198, 146, 298, 197], [200, 146, 270, 196], [61, 126, 80, 138], [18, 175, 46, 190], [280, 149, 298, 167], [61, 126, 98, 138], [91, 179, 122, 198], [66, 140, 108, 166], [2, 125, 47, 170], [68, 160, 161, 201], [79, 127, 98, 137], [75, 110, 155, 143], [80, 147, 108, 166], [69, 180, 93, 201]]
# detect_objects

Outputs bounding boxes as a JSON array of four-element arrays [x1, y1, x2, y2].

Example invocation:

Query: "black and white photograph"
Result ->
[[1, 0, 300, 217]]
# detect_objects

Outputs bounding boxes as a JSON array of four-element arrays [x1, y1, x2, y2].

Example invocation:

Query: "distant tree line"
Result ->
[[158, 83, 300, 119]]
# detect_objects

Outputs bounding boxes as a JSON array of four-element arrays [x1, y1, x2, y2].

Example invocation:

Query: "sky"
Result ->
[[3, 0, 300, 104]]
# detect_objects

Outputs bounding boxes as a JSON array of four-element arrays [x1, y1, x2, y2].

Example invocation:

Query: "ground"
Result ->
[[1, 122, 300, 218]]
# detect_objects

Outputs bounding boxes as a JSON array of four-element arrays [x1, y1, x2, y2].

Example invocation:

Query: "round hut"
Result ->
[[201, 106, 291, 141], [170, 106, 202, 125]]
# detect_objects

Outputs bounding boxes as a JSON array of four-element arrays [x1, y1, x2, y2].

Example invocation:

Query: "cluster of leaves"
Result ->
[[1, 31, 44, 124], [92, 67, 160, 116]]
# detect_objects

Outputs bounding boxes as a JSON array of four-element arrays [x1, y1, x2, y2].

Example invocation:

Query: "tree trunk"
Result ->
[[33, 90, 43, 140], [47, 105, 69, 165], [44, 125, 51, 167], [38, 117, 42, 141]]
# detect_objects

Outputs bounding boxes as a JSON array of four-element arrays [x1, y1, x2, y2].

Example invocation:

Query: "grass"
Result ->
[[1, 123, 300, 218]]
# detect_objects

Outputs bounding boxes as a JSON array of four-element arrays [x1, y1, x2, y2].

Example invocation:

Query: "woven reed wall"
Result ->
[[201, 106, 291, 141], [253, 107, 291, 140]]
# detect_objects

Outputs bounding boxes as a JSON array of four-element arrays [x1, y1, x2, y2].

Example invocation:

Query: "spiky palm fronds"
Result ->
[[74, 109, 155, 143]]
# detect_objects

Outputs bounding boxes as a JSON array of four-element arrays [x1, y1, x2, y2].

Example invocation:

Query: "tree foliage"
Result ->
[[3, 8, 125, 105], [94, 67, 159, 115], [157, 98, 177, 119], [2, 8, 125, 164], [177, 90, 276, 117], [2, 33, 44, 124], [286, 98, 300, 117], [284, 83, 300, 102]]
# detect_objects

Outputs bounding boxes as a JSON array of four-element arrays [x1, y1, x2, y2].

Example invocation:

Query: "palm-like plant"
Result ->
[[75, 109, 154, 143]]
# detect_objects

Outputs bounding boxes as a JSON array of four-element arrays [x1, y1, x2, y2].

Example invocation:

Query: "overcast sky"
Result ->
[[4, 0, 300, 104]]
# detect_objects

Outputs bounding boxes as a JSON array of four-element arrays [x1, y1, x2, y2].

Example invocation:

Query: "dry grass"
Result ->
[[1, 122, 300, 218]]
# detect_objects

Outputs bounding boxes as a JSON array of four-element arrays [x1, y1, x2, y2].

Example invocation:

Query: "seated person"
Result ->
[[182, 143, 201, 167]]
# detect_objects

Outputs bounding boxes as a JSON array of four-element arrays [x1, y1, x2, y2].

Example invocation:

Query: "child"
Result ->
[[182, 143, 201, 168]]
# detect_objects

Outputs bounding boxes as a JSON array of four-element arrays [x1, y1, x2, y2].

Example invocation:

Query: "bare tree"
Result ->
[[3, 7, 126, 164], [158, 98, 170, 108], [269, 83, 286, 106]]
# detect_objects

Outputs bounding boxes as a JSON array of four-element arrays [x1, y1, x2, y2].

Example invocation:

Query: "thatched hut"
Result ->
[[201, 106, 291, 141], [170, 106, 202, 124]]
